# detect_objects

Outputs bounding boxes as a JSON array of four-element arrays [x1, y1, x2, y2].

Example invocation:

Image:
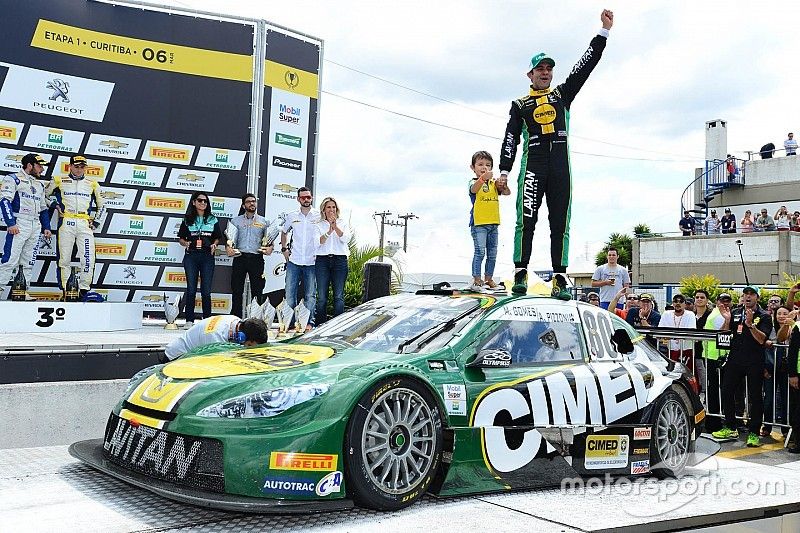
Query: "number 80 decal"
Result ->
[[582, 309, 618, 359]]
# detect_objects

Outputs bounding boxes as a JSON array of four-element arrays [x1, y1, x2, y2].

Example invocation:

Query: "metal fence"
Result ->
[[636, 327, 794, 443]]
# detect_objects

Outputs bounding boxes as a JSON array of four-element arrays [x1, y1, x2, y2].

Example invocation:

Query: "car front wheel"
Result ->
[[344, 376, 442, 511]]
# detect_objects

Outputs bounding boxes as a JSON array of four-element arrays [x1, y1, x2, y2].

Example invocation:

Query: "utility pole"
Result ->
[[373, 211, 392, 261], [396, 213, 418, 252]]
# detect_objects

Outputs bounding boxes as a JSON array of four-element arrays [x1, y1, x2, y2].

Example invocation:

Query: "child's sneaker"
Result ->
[[484, 279, 498, 290], [467, 280, 484, 292], [551, 273, 572, 301], [511, 268, 527, 295]]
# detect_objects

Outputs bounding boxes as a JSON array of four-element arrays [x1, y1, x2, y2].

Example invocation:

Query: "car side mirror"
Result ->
[[610, 329, 634, 354], [467, 349, 512, 368]]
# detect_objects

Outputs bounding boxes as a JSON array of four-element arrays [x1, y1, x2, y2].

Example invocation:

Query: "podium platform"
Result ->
[[0, 301, 144, 333]]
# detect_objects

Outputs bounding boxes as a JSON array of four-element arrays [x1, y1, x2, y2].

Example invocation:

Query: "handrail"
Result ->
[[679, 157, 746, 234]]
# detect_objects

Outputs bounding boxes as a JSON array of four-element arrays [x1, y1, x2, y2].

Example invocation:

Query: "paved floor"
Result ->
[[2, 442, 799, 533]]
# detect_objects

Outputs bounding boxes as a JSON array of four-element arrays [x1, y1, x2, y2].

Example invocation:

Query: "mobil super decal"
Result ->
[[470, 360, 671, 473]]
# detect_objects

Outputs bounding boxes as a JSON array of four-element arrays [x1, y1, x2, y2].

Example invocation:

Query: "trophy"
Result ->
[[163, 293, 181, 330], [225, 224, 242, 257], [248, 297, 263, 320], [260, 214, 285, 254], [260, 299, 276, 333], [295, 300, 311, 333], [276, 299, 294, 336]]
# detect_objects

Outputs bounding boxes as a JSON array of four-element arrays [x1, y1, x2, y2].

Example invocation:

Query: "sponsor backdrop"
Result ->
[[0, 1, 322, 311]]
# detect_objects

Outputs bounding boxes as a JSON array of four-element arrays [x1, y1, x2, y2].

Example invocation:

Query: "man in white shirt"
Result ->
[[658, 293, 697, 372], [590, 247, 630, 310], [162, 315, 269, 362], [280, 187, 322, 329], [785, 132, 797, 156]]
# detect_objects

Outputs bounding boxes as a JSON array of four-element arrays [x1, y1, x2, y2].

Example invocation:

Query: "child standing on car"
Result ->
[[468, 151, 510, 291]]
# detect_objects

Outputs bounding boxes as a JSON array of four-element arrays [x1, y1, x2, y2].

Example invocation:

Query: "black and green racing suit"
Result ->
[[499, 30, 608, 274]]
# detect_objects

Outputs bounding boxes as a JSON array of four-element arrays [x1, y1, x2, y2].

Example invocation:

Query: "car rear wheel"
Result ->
[[345, 376, 442, 510], [651, 388, 691, 478]]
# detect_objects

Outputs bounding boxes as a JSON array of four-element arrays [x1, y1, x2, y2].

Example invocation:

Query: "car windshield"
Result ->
[[300, 294, 485, 353]]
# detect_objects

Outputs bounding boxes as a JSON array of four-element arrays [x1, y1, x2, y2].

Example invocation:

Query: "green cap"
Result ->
[[529, 53, 555, 72], [742, 285, 760, 295]]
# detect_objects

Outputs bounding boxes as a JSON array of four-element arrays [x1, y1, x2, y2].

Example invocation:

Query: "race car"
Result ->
[[71, 291, 714, 513]]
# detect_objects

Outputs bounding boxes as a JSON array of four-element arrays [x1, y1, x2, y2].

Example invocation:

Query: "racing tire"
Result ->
[[650, 388, 692, 478], [345, 376, 443, 511]]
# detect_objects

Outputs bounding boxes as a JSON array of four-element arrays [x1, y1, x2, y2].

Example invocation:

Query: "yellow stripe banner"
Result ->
[[264, 60, 319, 99]]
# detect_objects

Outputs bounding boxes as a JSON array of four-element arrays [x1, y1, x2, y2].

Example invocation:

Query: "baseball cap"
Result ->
[[70, 154, 88, 166], [529, 52, 556, 71], [725, 208, 732, 213], [639, 293, 654, 302], [20, 153, 49, 167], [742, 285, 760, 295], [672, 294, 686, 303], [717, 293, 732, 301]]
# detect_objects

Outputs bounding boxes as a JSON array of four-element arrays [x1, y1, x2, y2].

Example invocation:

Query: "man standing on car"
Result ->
[[226, 193, 272, 318], [499, 9, 613, 298], [713, 286, 773, 447]]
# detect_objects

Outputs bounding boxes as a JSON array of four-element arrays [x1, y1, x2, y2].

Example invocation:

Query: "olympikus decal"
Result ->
[[471, 359, 671, 473]]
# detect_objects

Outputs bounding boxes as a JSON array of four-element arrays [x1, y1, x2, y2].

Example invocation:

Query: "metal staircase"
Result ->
[[680, 157, 746, 233]]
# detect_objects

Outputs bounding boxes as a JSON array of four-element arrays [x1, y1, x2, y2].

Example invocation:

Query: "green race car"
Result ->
[[71, 291, 714, 513]]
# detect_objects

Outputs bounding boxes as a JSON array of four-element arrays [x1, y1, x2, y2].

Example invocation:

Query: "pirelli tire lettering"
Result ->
[[471, 360, 673, 473]]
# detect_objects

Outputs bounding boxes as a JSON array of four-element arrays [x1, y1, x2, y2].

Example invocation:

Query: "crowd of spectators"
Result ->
[[680, 205, 800, 235]]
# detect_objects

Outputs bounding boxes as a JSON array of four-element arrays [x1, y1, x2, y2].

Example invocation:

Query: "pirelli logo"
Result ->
[[211, 298, 227, 310], [166, 272, 187, 283], [60, 161, 104, 177], [149, 146, 190, 161], [0, 126, 16, 140], [96, 243, 127, 256], [269, 452, 338, 472], [26, 290, 63, 301], [146, 196, 186, 210]]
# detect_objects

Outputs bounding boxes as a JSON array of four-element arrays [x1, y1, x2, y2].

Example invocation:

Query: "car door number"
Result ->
[[582, 310, 616, 359]]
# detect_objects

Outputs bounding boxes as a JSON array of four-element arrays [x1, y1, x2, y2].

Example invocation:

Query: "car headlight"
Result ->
[[125, 365, 159, 394], [196, 384, 330, 418]]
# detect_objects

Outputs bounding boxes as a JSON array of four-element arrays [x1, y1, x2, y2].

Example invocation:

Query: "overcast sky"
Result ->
[[161, 0, 800, 277]]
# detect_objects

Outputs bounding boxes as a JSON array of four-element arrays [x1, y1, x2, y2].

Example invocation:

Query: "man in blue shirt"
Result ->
[[226, 194, 273, 318]]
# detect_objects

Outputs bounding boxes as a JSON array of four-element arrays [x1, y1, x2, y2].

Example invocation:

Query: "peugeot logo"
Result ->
[[46, 79, 70, 103], [123, 266, 137, 279]]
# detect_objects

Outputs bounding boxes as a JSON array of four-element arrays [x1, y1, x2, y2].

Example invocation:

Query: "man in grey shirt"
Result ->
[[226, 193, 273, 318], [591, 247, 631, 310]]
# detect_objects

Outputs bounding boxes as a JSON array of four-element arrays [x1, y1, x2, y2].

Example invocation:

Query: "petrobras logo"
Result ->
[[110, 163, 166, 188], [85, 134, 142, 160], [133, 240, 183, 263], [272, 156, 302, 171], [106, 213, 162, 237], [211, 197, 225, 211], [194, 146, 246, 171], [24, 124, 85, 153], [275, 132, 302, 148], [0, 63, 115, 122], [141, 140, 194, 164], [0, 120, 24, 145], [165, 169, 219, 191], [138, 193, 190, 214], [206, 196, 239, 218], [278, 103, 301, 125]]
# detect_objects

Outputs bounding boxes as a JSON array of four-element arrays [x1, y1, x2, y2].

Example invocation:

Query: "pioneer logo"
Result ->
[[272, 156, 302, 171]]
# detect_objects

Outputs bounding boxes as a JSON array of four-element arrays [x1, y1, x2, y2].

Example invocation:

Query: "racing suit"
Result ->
[[0, 171, 50, 291], [499, 30, 608, 273], [164, 315, 242, 361], [47, 174, 105, 290]]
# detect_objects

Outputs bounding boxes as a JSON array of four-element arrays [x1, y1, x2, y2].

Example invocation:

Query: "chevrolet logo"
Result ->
[[178, 173, 204, 182], [100, 140, 129, 149], [274, 183, 299, 193], [101, 191, 125, 200], [5, 154, 23, 162], [140, 294, 166, 302]]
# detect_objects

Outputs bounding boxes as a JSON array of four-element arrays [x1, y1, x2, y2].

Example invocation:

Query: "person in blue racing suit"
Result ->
[[499, 9, 614, 298]]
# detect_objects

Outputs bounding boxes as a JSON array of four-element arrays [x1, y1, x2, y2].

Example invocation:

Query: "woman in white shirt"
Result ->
[[315, 197, 350, 324]]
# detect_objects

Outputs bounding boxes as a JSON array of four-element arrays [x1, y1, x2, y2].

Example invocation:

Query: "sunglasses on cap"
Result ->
[[672, 298, 685, 303]]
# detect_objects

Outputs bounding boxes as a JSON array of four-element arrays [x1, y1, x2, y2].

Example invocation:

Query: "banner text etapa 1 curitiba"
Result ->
[[0, 0, 322, 310]]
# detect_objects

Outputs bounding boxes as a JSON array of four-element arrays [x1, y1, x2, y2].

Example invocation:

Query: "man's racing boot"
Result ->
[[551, 273, 572, 301], [512, 268, 527, 295]]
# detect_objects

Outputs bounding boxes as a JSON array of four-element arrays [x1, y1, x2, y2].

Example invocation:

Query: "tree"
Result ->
[[594, 223, 663, 267], [633, 223, 663, 238]]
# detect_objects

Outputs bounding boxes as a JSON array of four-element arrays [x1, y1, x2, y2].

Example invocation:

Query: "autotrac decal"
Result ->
[[162, 344, 335, 379], [470, 359, 672, 473], [121, 373, 200, 429]]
